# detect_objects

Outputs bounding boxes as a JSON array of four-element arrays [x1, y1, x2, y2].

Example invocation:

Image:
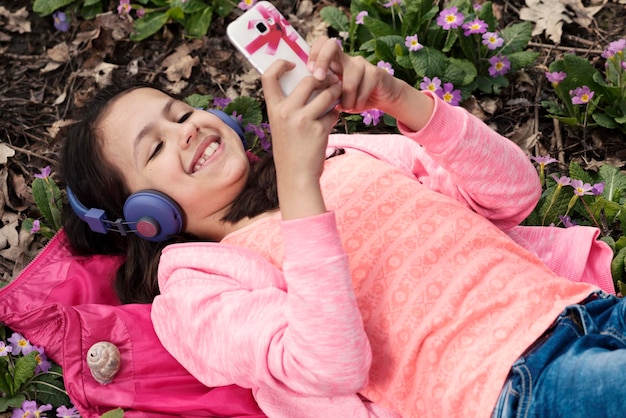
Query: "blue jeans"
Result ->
[[492, 291, 626, 418]]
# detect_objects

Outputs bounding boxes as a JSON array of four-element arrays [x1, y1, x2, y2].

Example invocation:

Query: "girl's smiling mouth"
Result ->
[[191, 136, 222, 173]]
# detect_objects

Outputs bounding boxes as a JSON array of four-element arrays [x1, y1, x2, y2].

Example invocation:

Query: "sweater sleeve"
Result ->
[[328, 92, 541, 230], [152, 212, 371, 397]]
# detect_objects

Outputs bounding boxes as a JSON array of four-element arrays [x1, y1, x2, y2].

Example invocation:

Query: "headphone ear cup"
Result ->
[[206, 108, 247, 147], [123, 190, 183, 242]]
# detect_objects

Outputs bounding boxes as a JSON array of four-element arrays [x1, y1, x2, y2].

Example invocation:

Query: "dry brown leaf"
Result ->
[[507, 119, 539, 151], [561, 0, 606, 28], [0, 6, 31, 34], [165, 54, 200, 82], [0, 142, 15, 164], [47, 42, 70, 63], [519, 0, 572, 43], [0, 216, 19, 251]]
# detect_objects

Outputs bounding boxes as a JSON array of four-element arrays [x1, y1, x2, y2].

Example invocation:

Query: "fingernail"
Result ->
[[307, 61, 315, 72], [314, 68, 326, 80]]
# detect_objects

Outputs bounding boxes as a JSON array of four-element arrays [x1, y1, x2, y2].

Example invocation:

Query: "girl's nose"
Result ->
[[174, 120, 199, 149]]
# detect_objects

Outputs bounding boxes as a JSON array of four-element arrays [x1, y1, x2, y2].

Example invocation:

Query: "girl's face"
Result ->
[[99, 88, 250, 240]]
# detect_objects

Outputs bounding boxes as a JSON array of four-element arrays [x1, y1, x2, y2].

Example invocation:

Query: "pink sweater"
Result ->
[[152, 94, 609, 417]]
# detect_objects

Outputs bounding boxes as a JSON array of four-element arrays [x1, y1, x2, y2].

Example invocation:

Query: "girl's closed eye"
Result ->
[[148, 141, 163, 161], [178, 111, 193, 123]]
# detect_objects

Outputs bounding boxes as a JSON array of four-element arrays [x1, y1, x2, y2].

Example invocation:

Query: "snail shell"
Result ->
[[87, 341, 121, 385]]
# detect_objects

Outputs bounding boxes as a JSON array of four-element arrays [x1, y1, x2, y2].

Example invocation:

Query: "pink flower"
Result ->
[[0, 341, 12, 357], [550, 174, 571, 187], [30, 219, 41, 234], [559, 215, 577, 228], [383, 0, 402, 7], [591, 182, 605, 196], [531, 155, 557, 167], [405, 35, 423, 52], [482, 32, 504, 50], [355, 11, 368, 25], [488, 55, 511, 76], [601, 38, 626, 58], [11, 401, 52, 418], [377, 61, 394, 76], [8, 332, 31, 355], [361, 109, 384, 126], [56, 405, 80, 418], [238, 0, 257, 10], [570, 86, 594, 105], [34, 165, 51, 179], [462, 18, 487, 36], [136, 8, 145, 17], [545, 71, 566, 86], [437, 82, 462, 106], [419, 76, 442, 94], [117, 0, 132, 15], [570, 179, 593, 196], [436, 7, 464, 30]]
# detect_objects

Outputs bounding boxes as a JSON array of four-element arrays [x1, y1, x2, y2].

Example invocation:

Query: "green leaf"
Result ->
[[101, 407, 126, 418], [611, 245, 626, 283], [593, 112, 619, 129], [31, 372, 71, 407], [225, 96, 262, 127], [13, 351, 38, 390], [320, 6, 349, 32], [499, 21, 533, 54], [185, 7, 213, 38], [443, 57, 477, 86], [410, 47, 447, 79], [130, 12, 170, 42], [184, 94, 213, 109], [180, 0, 206, 14], [32, 178, 54, 229], [569, 161, 594, 185], [0, 359, 12, 396], [363, 15, 396, 37], [80, 2, 102, 20], [597, 164, 626, 202], [32, 0, 73, 16], [506, 51, 539, 71], [0, 395, 26, 413]]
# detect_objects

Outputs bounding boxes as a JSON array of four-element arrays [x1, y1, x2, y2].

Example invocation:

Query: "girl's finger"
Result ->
[[261, 60, 296, 101]]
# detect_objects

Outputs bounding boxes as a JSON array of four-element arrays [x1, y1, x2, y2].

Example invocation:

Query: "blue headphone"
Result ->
[[67, 109, 246, 242]]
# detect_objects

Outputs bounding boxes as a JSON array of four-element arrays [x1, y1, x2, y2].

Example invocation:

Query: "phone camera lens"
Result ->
[[255, 22, 267, 33]]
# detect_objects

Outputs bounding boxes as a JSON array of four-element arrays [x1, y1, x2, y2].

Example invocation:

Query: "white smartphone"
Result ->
[[226, 1, 314, 97]]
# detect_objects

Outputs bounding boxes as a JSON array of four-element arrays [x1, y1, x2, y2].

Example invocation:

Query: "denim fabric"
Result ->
[[492, 291, 626, 418]]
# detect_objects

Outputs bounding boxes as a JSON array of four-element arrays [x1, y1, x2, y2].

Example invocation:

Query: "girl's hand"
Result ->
[[307, 37, 434, 132], [261, 59, 342, 220]]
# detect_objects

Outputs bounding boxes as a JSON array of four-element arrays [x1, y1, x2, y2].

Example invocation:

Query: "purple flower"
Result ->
[[136, 8, 145, 17], [545, 71, 567, 86], [34, 166, 51, 180], [482, 32, 504, 50], [117, 0, 131, 15], [472, 3, 483, 11], [570, 179, 593, 196], [436, 82, 462, 106], [488, 55, 511, 76], [570, 86, 594, 105], [8, 332, 32, 355], [355, 11, 368, 25], [11, 401, 52, 418], [0, 341, 12, 357], [419, 76, 442, 94], [238, 0, 257, 10], [52, 11, 70, 32], [22, 345, 52, 374], [245, 123, 266, 140], [601, 38, 626, 58], [462, 18, 487, 36], [212, 97, 232, 109], [559, 215, 577, 228], [436, 7, 464, 30], [30, 219, 41, 234], [383, 0, 402, 7], [591, 182, 605, 196], [405, 35, 423, 52], [56, 405, 80, 418], [377, 61, 394, 76], [550, 174, 571, 187], [530, 155, 557, 167], [361, 109, 384, 126]]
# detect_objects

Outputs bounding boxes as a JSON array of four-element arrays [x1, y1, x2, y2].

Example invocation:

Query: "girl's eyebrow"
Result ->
[[133, 97, 176, 159]]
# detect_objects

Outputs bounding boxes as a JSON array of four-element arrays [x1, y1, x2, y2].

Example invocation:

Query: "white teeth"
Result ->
[[193, 141, 220, 172]]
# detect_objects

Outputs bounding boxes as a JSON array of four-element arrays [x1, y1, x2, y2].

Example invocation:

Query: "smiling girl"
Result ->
[[61, 36, 621, 418]]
